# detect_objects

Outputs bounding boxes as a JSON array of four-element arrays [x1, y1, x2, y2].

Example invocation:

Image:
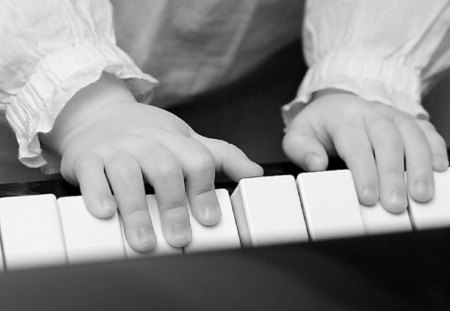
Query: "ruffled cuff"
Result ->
[[5, 41, 158, 174], [282, 52, 428, 128]]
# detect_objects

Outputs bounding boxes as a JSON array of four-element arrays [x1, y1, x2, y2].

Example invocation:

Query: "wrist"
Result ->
[[40, 73, 136, 155], [311, 88, 354, 102]]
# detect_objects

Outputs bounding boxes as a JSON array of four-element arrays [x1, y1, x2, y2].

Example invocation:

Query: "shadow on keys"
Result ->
[[0, 228, 449, 310]]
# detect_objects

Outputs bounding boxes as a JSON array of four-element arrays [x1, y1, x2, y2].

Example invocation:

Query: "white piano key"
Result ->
[[408, 170, 450, 230], [58, 196, 125, 264], [0, 194, 67, 270], [360, 202, 412, 235], [231, 176, 308, 247], [297, 170, 365, 240], [185, 189, 241, 253], [122, 195, 182, 258]]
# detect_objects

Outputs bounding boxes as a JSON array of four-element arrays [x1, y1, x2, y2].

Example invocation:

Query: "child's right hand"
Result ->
[[282, 90, 448, 213], [40, 74, 263, 252]]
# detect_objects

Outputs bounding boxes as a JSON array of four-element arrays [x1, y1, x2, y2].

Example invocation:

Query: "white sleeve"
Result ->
[[0, 0, 158, 172], [282, 0, 450, 126]]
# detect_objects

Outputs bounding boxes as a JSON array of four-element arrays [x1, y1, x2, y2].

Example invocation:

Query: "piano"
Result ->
[[0, 159, 449, 310]]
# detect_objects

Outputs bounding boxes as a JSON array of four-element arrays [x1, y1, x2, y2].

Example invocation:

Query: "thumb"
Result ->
[[193, 134, 264, 181]]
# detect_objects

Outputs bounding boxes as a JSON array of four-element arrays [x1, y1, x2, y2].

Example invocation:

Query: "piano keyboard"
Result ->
[[0, 168, 449, 271]]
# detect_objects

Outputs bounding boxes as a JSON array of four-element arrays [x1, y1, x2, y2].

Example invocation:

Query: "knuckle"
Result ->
[[105, 151, 142, 183], [368, 118, 393, 133], [215, 139, 232, 149], [66, 153, 102, 183], [334, 126, 360, 144], [121, 208, 150, 224], [339, 148, 363, 164], [160, 205, 189, 219], [189, 152, 215, 174], [117, 160, 141, 181], [116, 190, 147, 212], [430, 131, 447, 148], [212, 138, 229, 150], [370, 122, 403, 147], [433, 136, 447, 151], [282, 132, 296, 150], [418, 120, 437, 132], [385, 164, 406, 177], [213, 139, 244, 159], [154, 158, 182, 179], [74, 153, 101, 171], [161, 201, 190, 214], [394, 115, 416, 129], [387, 134, 404, 148], [187, 178, 215, 196], [282, 131, 309, 155], [106, 150, 132, 166], [225, 141, 246, 157]]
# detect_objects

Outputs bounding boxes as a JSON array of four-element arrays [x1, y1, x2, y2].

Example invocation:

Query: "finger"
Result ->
[[72, 153, 117, 219], [397, 118, 434, 203], [193, 133, 264, 181], [161, 136, 221, 226], [281, 123, 328, 172], [417, 120, 449, 172], [135, 144, 191, 248], [332, 126, 379, 206], [104, 151, 157, 252], [366, 119, 407, 213]]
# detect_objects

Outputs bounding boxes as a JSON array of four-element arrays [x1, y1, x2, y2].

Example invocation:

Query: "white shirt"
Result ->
[[1, 0, 450, 171]]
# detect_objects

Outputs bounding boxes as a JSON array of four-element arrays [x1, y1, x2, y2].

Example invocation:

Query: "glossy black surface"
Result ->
[[0, 228, 448, 310]]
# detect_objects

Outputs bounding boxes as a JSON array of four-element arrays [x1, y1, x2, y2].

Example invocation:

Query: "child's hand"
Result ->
[[282, 91, 448, 213], [41, 74, 263, 252]]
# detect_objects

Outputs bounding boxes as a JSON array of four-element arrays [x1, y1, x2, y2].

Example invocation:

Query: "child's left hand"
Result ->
[[282, 91, 448, 213]]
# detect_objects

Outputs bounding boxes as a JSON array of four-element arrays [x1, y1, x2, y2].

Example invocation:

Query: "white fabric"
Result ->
[[0, 0, 157, 171], [283, 0, 450, 125], [1, 0, 450, 170]]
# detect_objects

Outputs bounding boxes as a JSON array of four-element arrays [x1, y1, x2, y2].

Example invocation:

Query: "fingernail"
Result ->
[[306, 153, 322, 171], [433, 155, 449, 170], [361, 185, 377, 204], [102, 197, 116, 213], [128, 226, 156, 250], [414, 178, 431, 200], [389, 188, 407, 211], [171, 223, 191, 244], [202, 204, 221, 225]]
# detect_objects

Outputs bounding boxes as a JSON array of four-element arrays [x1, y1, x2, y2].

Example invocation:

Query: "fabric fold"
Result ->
[[282, 52, 427, 127], [5, 41, 158, 172]]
